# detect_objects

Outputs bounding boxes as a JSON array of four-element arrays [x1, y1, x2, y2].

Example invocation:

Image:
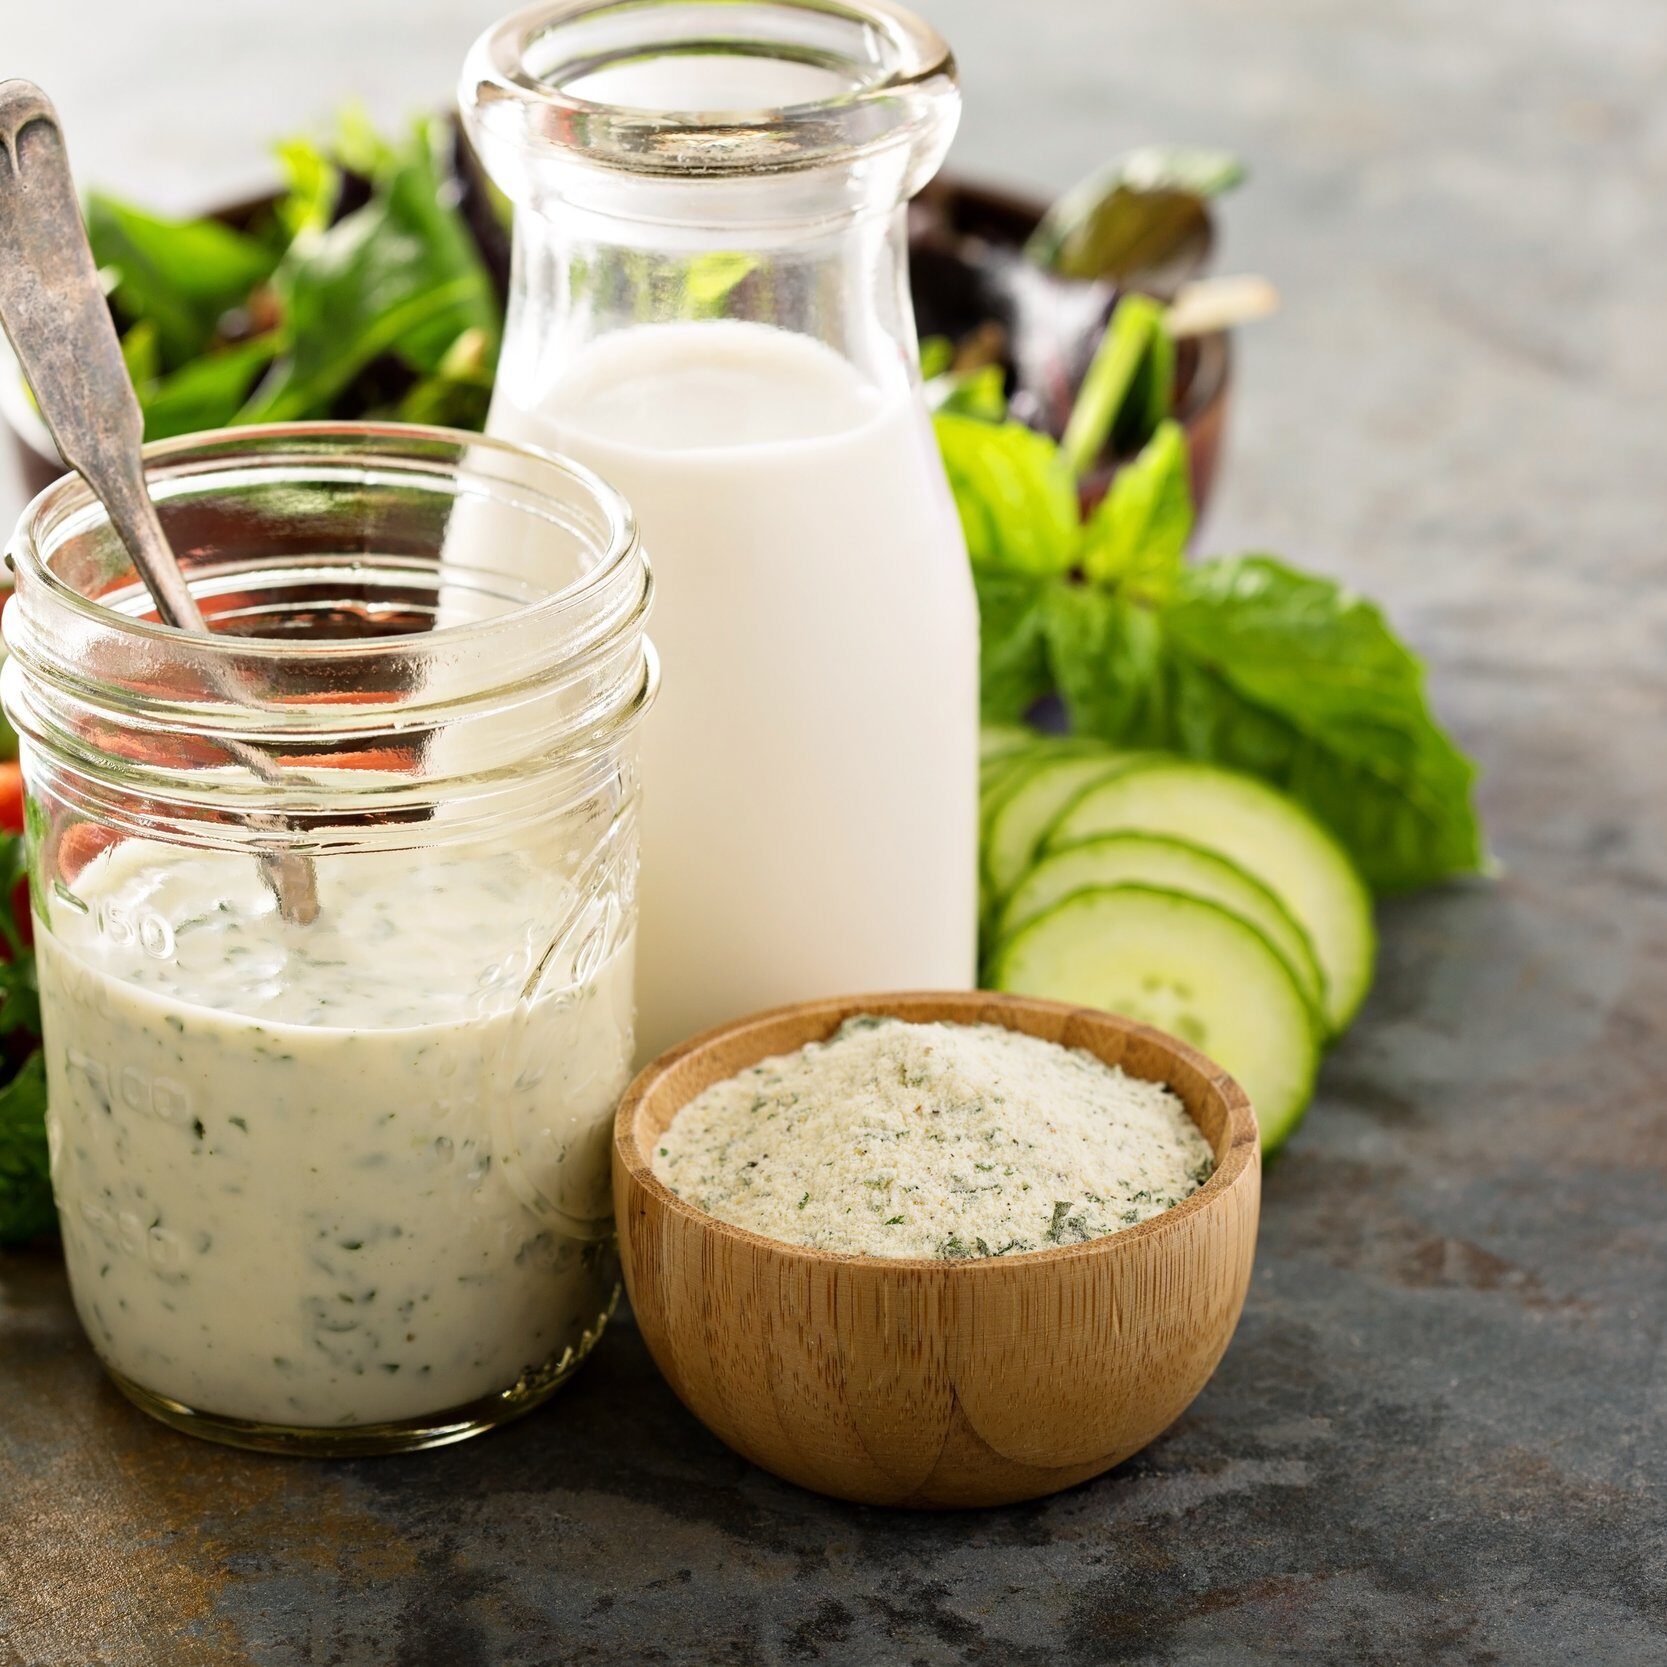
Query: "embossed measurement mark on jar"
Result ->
[[52, 879, 90, 915], [76, 1198, 189, 1277], [469, 941, 536, 1019], [571, 901, 621, 989], [93, 897, 176, 960], [64, 1045, 194, 1124]]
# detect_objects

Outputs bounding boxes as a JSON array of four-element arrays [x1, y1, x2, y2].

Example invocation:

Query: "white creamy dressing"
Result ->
[[488, 321, 980, 1059], [40, 840, 634, 1429]]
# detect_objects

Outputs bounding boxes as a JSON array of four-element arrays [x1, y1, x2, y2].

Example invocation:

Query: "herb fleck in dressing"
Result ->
[[654, 1016, 1214, 1259], [40, 842, 634, 1430]]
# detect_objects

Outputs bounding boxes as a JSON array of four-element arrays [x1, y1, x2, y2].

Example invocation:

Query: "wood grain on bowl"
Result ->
[[614, 991, 1260, 1509]]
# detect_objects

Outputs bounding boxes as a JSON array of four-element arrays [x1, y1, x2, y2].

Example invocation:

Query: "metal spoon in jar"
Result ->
[[0, 80, 318, 924]]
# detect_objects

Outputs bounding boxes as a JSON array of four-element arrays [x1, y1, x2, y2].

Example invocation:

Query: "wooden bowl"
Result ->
[[613, 991, 1260, 1509]]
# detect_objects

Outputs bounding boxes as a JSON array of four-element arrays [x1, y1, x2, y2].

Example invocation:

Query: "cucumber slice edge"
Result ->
[[989, 881, 1321, 1153], [1002, 831, 1326, 1004], [984, 753, 1142, 901], [1045, 758, 1375, 1033]]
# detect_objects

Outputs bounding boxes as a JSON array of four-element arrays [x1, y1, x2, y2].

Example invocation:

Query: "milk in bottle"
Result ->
[[463, 2, 978, 1057]]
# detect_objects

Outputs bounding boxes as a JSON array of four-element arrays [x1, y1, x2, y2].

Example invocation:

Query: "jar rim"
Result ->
[[462, 0, 958, 184], [3, 421, 656, 837], [9, 420, 641, 661]]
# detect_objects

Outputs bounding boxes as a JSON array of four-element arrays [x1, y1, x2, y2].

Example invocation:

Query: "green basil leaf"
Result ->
[[1079, 420, 1193, 599], [332, 104, 399, 179], [0, 955, 40, 1040], [140, 336, 282, 441], [934, 363, 1009, 422], [0, 1051, 52, 1245], [1045, 582, 1172, 742], [1113, 303, 1175, 456], [86, 194, 278, 366], [119, 320, 162, 393], [934, 413, 1080, 576], [1026, 147, 1246, 287], [974, 566, 1057, 722], [1104, 146, 1248, 199], [0, 825, 44, 1244], [1060, 294, 1165, 479], [1048, 556, 1486, 891], [242, 119, 499, 423], [684, 252, 757, 318], [273, 136, 341, 239], [394, 327, 497, 430], [0, 833, 30, 975], [1158, 556, 1485, 892], [920, 336, 956, 380]]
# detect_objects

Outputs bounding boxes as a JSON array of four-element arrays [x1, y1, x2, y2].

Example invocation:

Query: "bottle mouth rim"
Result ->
[[462, 0, 958, 181]]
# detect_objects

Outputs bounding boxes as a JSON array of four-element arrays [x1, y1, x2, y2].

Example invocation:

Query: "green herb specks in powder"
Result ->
[[652, 1016, 1212, 1260]]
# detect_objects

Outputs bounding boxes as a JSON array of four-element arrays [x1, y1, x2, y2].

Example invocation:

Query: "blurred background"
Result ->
[[3, 0, 1662, 685]]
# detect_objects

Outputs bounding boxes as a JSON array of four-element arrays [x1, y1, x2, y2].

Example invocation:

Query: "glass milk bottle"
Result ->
[[462, 0, 979, 1058]]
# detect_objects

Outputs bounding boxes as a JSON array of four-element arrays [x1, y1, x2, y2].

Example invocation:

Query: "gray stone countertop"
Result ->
[[2, 2, 1665, 1662]]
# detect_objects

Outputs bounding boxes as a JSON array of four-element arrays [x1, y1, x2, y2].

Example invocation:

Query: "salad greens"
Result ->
[[0, 1051, 49, 1245], [241, 120, 499, 425], [1060, 293, 1173, 477], [86, 112, 502, 441], [1078, 419, 1193, 595], [79, 112, 764, 445], [1026, 145, 1246, 288], [87, 194, 280, 365], [0, 791, 48, 1244], [936, 415, 1079, 576], [935, 305, 1485, 896]]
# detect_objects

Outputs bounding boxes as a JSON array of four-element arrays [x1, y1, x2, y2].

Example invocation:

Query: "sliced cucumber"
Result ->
[[984, 753, 1136, 902], [980, 726, 1103, 766], [982, 737, 1107, 833], [981, 751, 1040, 823], [999, 832, 1327, 1019], [989, 884, 1320, 1152], [1046, 760, 1374, 1032], [982, 732, 1103, 783], [980, 724, 1038, 762]]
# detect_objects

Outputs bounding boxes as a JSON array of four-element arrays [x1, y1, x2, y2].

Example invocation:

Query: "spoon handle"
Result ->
[[0, 82, 205, 632], [0, 81, 319, 925]]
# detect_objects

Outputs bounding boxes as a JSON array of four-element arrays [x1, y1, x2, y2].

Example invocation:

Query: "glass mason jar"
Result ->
[[462, 0, 980, 1061], [3, 425, 655, 1455]]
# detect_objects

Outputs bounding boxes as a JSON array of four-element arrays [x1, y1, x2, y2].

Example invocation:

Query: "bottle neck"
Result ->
[[494, 196, 921, 415], [461, 1, 958, 409]]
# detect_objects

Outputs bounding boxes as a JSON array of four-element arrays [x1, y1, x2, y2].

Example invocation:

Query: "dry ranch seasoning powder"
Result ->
[[652, 1016, 1215, 1259]]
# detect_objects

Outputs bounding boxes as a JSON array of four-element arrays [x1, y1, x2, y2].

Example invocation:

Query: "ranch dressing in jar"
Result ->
[[39, 843, 633, 1432], [4, 425, 655, 1453]]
